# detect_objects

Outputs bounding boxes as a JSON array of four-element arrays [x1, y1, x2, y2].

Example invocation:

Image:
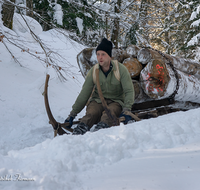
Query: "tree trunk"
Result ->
[[26, 0, 33, 17], [1, 0, 15, 29], [104, 0, 108, 38], [111, 0, 121, 48]]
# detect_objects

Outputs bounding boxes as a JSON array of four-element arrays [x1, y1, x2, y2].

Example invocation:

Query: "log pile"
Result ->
[[77, 46, 200, 109]]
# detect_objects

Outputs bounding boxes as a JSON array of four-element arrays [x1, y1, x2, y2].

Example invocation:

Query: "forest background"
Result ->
[[1, 0, 200, 65]]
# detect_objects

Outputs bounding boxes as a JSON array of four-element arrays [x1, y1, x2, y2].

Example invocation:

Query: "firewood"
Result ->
[[123, 58, 143, 78]]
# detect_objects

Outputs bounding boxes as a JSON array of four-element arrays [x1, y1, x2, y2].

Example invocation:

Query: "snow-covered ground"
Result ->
[[0, 14, 200, 190]]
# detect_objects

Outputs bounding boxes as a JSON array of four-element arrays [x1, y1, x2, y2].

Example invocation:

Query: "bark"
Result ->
[[104, 0, 108, 38], [26, 0, 33, 17], [1, 0, 15, 29], [111, 0, 121, 48]]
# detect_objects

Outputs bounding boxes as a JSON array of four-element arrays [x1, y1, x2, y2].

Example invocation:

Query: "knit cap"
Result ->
[[96, 38, 113, 57]]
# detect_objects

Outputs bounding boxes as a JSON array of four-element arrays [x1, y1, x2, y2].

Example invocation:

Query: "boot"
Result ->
[[92, 122, 110, 132], [72, 122, 89, 135]]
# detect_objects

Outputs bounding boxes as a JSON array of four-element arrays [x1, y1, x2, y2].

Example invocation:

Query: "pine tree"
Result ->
[[186, 1, 200, 59]]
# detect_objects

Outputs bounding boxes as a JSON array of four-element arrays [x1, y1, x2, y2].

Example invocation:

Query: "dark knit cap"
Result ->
[[96, 38, 113, 57]]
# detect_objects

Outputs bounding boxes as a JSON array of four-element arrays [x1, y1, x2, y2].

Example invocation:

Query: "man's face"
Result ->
[[96, 50, 111, 68]]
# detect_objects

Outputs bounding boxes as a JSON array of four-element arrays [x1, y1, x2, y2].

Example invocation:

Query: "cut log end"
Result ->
[[123, 58, 143, 78], [77, 48, 97, 77], [140, 59, 170, 99]]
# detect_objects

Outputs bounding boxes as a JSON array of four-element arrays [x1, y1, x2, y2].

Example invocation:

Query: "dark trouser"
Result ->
[[80, 100, 122, 129]]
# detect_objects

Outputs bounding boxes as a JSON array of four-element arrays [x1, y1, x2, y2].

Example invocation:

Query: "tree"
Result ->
[[111, 0, 121, 48], [33, 0, 54, 31], [26, 0, 33, 17], [186, 1, 200, 60], [1, 0, 15, 29]]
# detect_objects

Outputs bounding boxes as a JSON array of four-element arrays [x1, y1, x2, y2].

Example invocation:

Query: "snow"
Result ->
[[189, 5, 200, 21], [13, 13, 43, 37], [53, 4, 63, 26], [0, 15, 200, 190], [76, 17, 83, 34]]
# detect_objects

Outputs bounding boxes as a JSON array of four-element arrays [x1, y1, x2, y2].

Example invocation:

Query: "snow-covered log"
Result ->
[[137, 48, 200, 78], [140, 59, 200, 103], [126, 45, 141, 58], [112, 48, 129, 63]]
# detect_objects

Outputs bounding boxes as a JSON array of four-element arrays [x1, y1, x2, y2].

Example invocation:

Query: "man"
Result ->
[[65, 38, 135, 135]]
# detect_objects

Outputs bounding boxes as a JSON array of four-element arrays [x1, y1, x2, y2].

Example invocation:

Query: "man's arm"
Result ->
[[70, 68, 94, 116]]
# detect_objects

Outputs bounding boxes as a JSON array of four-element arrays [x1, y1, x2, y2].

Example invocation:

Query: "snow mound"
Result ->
[[13, 13, 43, 37], [0, 108, 200, 189]]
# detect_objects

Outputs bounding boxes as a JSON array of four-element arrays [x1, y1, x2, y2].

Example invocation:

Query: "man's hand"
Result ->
[[64, 116, 74, 129], [119, 111, 133, 124]]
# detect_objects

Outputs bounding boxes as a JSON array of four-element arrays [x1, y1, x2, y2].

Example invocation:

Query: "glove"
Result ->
[[119, 111, 132, 124], [64, 116, 74, 129]]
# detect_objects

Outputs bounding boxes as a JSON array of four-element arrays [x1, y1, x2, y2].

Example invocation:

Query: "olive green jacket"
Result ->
[[71, 60, 135, 115]]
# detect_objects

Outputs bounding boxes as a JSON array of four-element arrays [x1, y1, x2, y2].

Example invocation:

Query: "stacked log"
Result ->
[[77, 45, 200, 104], [123, 58, 143, 78], [138, 48, 200, 103], [76, 48, 97, 78], [140, 59, 200, 102], [126, 45, 141, 58], [137, 48, 200, 78]]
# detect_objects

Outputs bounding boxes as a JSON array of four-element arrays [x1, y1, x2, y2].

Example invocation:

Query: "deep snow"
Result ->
[[0, 14, 200, 190]]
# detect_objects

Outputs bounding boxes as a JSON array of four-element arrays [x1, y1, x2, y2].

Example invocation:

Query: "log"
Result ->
[[140, 59, 170, 99], [132, 80, 152, 103], [77, 48, 97, 78], [137, 48, 200, 78], [123, 58, 143, 78], [77, 48, 129, 78], [112, 48, 129, 63], [140, 59, 200, 103], [126, 45, 141, 58]]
